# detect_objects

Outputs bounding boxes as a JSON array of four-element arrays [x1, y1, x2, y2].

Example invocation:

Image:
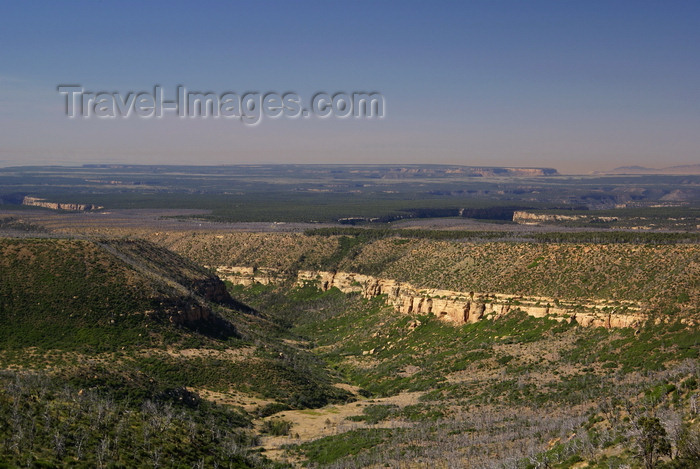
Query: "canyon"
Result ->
[[215, 266, 648, 329]]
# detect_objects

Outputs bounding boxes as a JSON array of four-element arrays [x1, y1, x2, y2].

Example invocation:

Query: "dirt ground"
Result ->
[[254, 390, 424, 464]]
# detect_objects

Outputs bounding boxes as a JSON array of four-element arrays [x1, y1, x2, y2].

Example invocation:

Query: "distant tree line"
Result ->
[[304, 227, 700, 244]]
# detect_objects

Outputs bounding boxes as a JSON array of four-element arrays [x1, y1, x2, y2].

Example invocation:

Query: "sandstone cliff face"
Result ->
[[513, 211, 583, 224], [22, 196, 102, 211], [216, 266, 285, 286], [297, 271, 644, 329], [218, 266, 646, 329], [512, 211, 619, 225]]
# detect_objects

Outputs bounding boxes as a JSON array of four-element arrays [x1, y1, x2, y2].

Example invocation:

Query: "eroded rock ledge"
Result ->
[[22, 196, 103, 211], [216, 266, 647, 329]]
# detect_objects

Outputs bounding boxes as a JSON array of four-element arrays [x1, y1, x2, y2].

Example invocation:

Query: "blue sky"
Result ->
[[1, 0, 699, 172]]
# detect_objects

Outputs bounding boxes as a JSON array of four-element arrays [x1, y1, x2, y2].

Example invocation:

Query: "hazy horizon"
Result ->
[[1, 1, 699, 173], [2, 161, 700, 177]]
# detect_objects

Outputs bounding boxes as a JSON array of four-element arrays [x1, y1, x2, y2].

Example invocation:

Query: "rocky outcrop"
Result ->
[[193, 277, 235, 304], [162, 301, 211, 325], [513, 211, 582, 224], [513, 211, 618, 225], [22, 196, 103, 211], [149, 296, 239, 339], [215, 266, 286, 286], [217, 266, 646, 329], [144, 296, 212, 326]]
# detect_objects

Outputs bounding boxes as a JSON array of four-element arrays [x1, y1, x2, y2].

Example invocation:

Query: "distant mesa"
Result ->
[[596, 164, 700, 175], [372, 166, 559, 178], [75, 164, 559, 178]]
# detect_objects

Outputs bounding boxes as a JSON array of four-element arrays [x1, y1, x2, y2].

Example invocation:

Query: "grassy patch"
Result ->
[[285, 428, 395, 465]]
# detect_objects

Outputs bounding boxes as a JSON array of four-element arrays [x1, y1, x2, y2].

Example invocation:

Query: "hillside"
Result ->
[[0, 237, 352, 467], [0, 237, 237, 350]]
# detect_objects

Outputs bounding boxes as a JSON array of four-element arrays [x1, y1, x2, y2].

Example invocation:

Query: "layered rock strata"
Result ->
[[217, 266, 646, 329], [22, 196, 102, 211]]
